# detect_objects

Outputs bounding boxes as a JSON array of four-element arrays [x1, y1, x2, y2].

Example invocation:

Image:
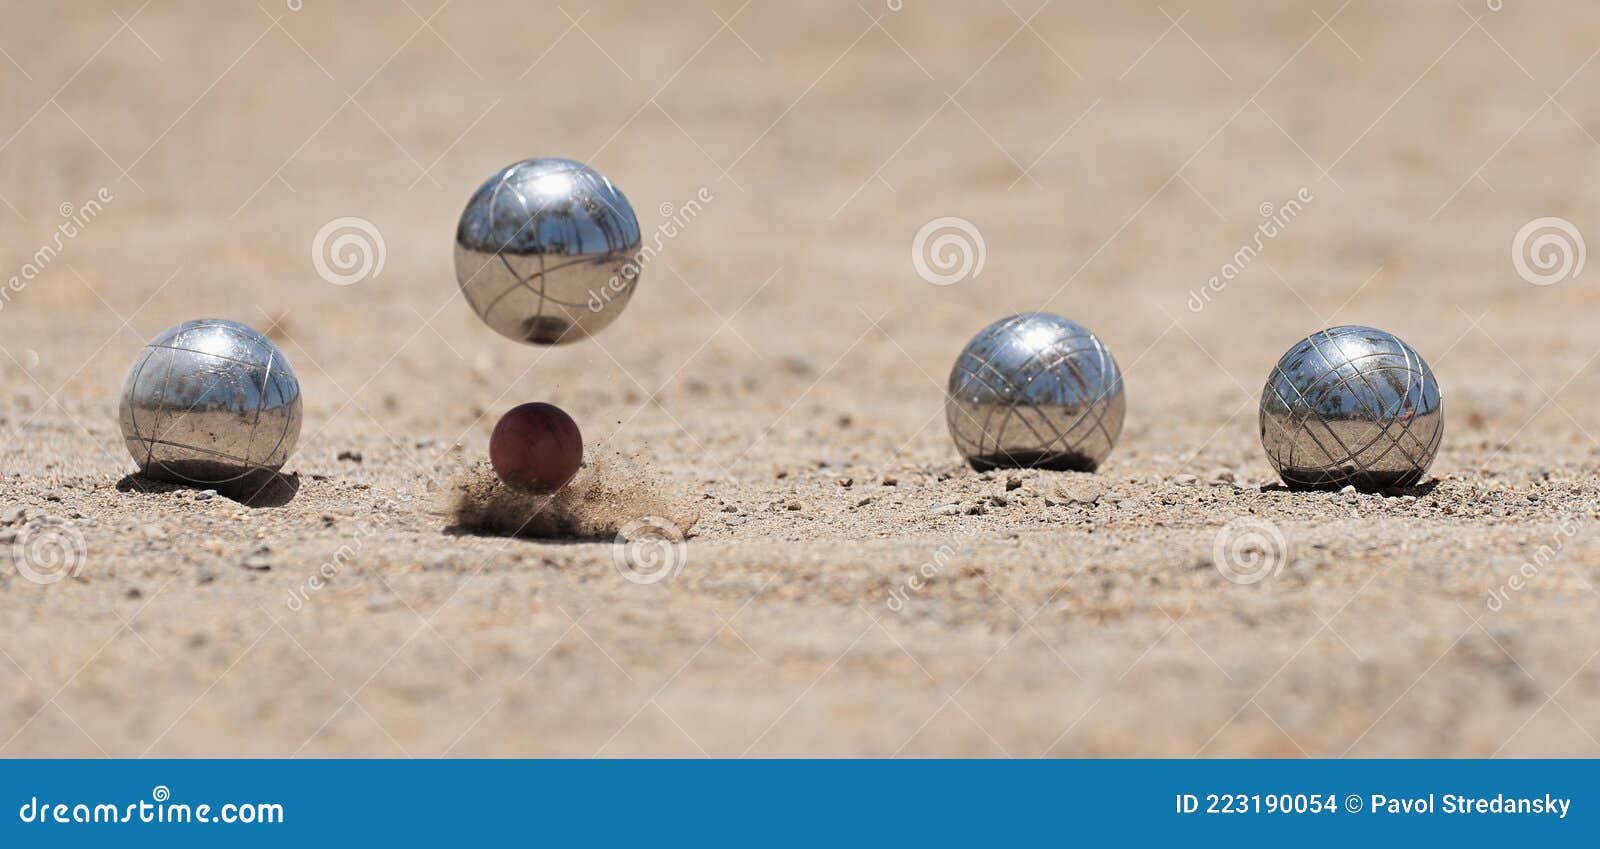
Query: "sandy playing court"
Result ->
[[3, 0, 1600, 756]]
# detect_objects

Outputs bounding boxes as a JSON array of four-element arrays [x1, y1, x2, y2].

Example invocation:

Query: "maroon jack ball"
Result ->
[[489, 402, 583, 493]]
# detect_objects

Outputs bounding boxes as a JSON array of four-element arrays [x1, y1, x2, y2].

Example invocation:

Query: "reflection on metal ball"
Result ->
[[946, 312, 1125, 472], [118, 319, 302, 485], [1259, 325, 1442, 491], [455, 157, 642, 346]]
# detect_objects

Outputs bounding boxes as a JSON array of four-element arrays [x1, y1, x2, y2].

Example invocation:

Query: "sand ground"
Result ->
[[4, 0, 1600, 756]]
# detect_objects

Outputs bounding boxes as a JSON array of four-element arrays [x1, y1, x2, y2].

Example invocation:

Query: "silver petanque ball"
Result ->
[[1259, 325, 1442, 491], [946, 312, 1126, 472], [455, 157, 642, 346], [118, 319, 302, 486]]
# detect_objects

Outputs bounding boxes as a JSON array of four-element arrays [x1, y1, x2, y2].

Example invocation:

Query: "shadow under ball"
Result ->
[[455, 157, 642, 346], [1259, 325, 1442, 491], [489, 403, 583, 494], [118, 318, 302, 486], [945, 312, 1125, 472]]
